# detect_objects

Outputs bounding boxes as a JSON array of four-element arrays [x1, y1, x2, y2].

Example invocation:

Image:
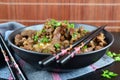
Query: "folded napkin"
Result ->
[[0, 22, 115, 80]]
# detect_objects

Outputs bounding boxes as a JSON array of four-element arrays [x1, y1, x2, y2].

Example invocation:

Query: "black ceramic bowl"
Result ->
[[8, 24, 114, 71]]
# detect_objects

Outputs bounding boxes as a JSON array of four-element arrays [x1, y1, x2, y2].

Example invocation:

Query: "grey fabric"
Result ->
[[0, 22, 115, 80]]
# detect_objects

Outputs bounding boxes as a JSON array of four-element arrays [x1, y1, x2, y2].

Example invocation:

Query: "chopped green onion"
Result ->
[[108, 72, 118, 77], [114, 57, 120, 61], [72, 32, 78, 38], [103, 70, 109, 74], [41, 29, 46, 33], [101, 70, 118, 79], [55, 22, 61, 27], [83, 45, 87, 50], [48, 19, 61, 28], [68, 23, 74, 28], [33, 32, 39, 42], [107, 51, 114, 58], [54, 43, 60, 49], [106, 51, 120, 62], [40, 36, 50, 43], [33, 35, 38, 42]]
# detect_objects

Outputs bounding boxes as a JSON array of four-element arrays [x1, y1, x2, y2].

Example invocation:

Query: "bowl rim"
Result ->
[[8, 23, 114, 56]]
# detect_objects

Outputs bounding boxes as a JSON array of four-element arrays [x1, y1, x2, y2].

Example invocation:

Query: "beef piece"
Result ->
[[23, 37, 34, 45], [96, 33, 107, 46], [52, 27, 61, 43], [21, 30, 36, 37], [69, 28, 75, 35], [63, 40, 69, 48], [15, 34, 23, 46], [99, 41, 107, 47], [83, 47, 94, 53], [60, 36, 65, 41], [22, 37, 34, 50], [96, 33, 105, 42], [94, 46, 102, 50], [23, 45, 33, 50], [88, 41, 95, 48]]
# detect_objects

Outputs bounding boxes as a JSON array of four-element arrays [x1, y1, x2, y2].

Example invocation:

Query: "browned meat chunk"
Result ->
[[21, 30, 36, 37], [15, 34, 23, 46]]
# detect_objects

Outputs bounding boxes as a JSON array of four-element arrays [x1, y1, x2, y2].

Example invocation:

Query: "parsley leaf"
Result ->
[[48, 19, 61, 28], [41, 29, 46, 33], [68, 23, 74, 28], [72, 32, 78, 38], [40, 36, 50, 43], [114, 57, 120, 61], [33, 32, 39, 42], [83, 45, 87, 50], [106, 51, 120, 61], [54, 43, 60, 49], [101, 70, 118, 79], [107, 51, 114, 58]]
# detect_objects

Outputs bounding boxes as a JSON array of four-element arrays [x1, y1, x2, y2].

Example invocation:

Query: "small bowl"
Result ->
[[8, 24, 114, 71]]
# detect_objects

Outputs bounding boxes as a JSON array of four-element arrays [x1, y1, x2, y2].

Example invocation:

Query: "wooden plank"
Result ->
[[71, 0, 113, 3], [0, 5, 8, 19], [113, 6, 120, 20], [14, 5, 37, 20]]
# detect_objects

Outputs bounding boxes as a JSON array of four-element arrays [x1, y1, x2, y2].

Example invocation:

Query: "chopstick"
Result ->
[[38, 25, 106, 67], [0, 33, 27, 80], [56, 25, 106, 64], [0, 44, 17, 80]]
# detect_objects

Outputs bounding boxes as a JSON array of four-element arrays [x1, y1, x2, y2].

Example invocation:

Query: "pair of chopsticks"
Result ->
[[38, 25, 106, 67], [0, 33, 27, 80], [0, 44, 17, 80], [57, 26, 105, 64]]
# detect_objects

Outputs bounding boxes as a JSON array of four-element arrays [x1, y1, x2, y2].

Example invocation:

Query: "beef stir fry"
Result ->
[[14, 19, 107, 54]]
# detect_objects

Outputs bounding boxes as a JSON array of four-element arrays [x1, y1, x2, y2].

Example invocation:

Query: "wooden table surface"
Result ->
[[71, 32, 120, 80]]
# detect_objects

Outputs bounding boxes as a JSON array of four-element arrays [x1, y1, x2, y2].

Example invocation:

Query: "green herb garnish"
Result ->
[[84, 30, 88, 33], [34, 35, 38, 42], [55, 22, 61, 27], [40, 36, 50, 43], [68, 23, 74, 28], [106, 51, 120, 61], [107, 51, 114, 57], [41, 29, 46, 33], [48, 19, 61, 28], [114, 57, 120, 61], [33, 32, 39, 42], [72, 32, 78, 38], [102, 70, 118, 79], [54, 43, 60, 49], [83, 45, 87, 50]]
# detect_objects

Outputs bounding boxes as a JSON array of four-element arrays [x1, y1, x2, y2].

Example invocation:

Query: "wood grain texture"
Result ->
[[0, 0, 120, 32]]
